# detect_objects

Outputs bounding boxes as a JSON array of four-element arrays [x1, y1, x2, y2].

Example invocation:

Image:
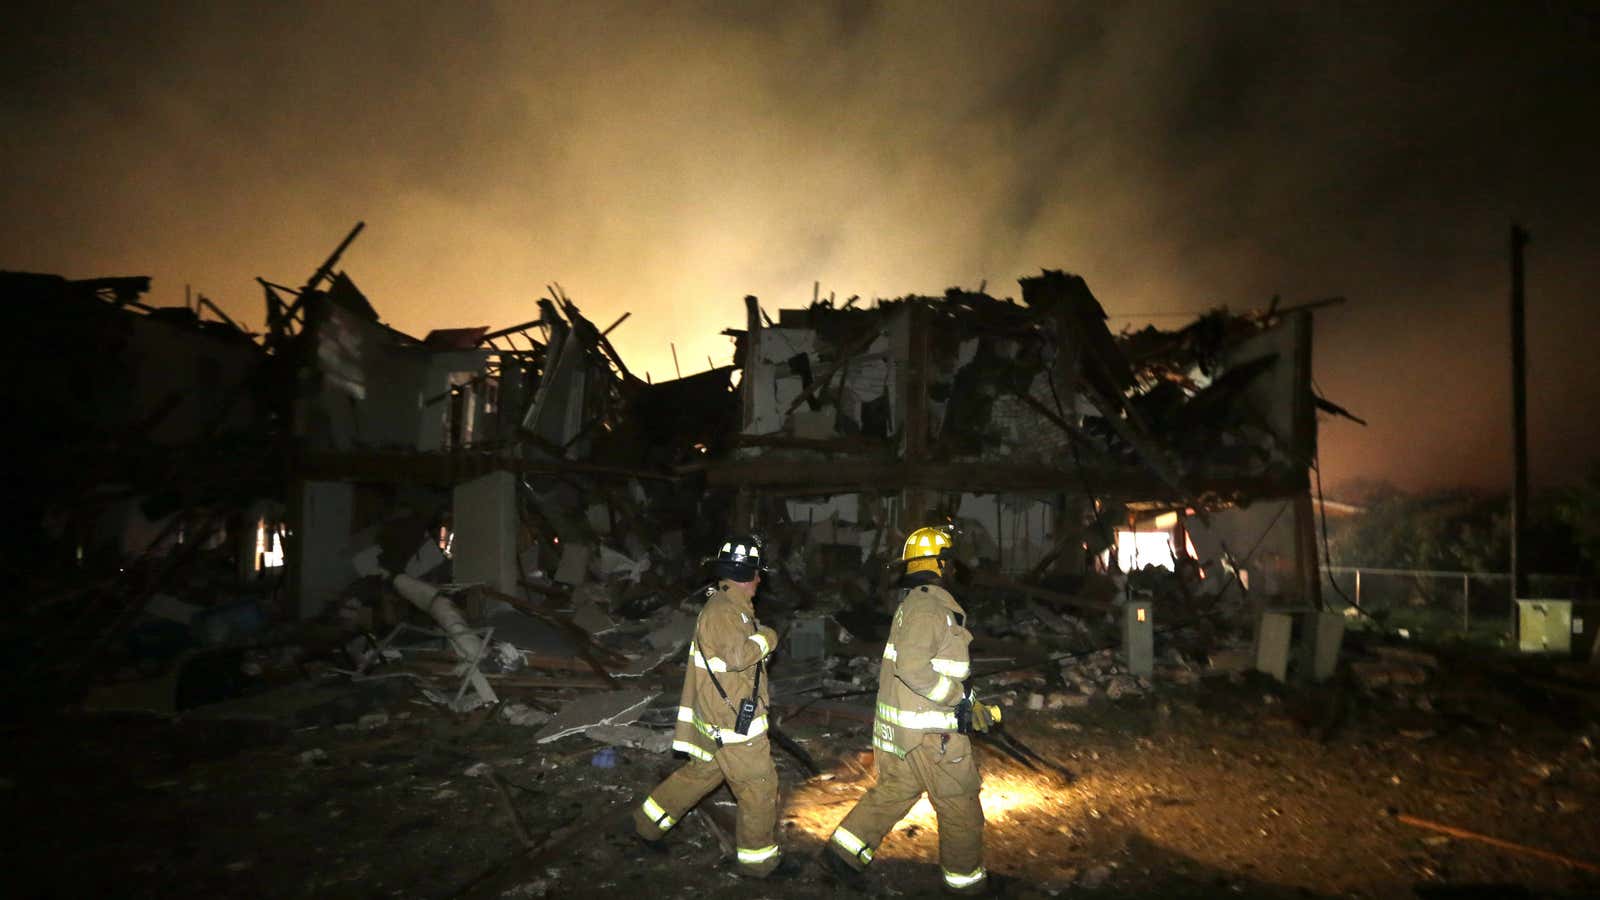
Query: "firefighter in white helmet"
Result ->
[[824, 524, 997, 894], [633, 535, 797, 878]]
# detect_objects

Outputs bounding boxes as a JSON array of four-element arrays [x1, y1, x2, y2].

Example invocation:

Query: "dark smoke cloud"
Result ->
[[3, 1, 1597, 490]]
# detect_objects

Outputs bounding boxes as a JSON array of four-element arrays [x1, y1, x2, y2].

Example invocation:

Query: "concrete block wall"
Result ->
[[452, 470, 519, 596], [295, 480, 354, 620]]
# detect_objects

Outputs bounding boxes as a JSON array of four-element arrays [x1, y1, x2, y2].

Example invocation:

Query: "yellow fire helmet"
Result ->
[[902, 525, 954, 576]]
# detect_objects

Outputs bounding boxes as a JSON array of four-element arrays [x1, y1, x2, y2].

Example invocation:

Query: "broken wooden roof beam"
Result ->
[[704, 456, 1306, 500]]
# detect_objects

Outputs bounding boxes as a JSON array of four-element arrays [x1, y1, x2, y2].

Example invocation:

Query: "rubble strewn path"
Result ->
[[4, 663, 1598, 899]]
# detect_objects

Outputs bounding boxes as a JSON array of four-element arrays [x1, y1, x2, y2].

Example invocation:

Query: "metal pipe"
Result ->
[[391, 573, 497, 707]]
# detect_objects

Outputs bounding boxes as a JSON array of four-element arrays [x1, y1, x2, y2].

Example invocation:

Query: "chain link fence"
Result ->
[[1324, 566, 1595, 645]]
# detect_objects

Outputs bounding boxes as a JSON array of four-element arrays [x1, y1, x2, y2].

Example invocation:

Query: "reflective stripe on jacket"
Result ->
[[873, 582, 972, 757], [672, 581, 777, 761]]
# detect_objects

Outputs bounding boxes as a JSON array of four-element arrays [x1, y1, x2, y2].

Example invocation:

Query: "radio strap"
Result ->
[[703, 649, 762, 714]]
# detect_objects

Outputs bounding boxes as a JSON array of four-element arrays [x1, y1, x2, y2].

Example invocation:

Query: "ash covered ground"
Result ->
[[7, 643, 1598, 900]]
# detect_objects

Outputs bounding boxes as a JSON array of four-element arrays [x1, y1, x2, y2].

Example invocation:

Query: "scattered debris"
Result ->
[[14, 228, 1600, 900], [1351, 659, 1431, 690], [531, 689, 658, 744], [501, 704, 552, 728], [1208, 648, 1254, 673]]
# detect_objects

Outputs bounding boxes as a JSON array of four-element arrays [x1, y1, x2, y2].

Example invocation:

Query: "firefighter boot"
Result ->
[[820, 846, 867, 886]]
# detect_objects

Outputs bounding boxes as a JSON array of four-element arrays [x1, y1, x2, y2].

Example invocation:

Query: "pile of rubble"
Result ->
[[3, 224, 1395, 734]]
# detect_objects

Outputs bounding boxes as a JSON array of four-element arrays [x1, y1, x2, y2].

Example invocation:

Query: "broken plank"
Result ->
[[484, 767, 535, 849], [530, 688, 657, 743], [694, 806, 736, 859], [770, 726, 822, 776], [1394, 814, 1600, 875]]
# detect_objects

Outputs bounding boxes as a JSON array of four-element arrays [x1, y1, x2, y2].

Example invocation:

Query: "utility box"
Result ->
[[1311, 611, 1346, 682], [1518, 599, 1573, 654], [787, 616, 829, 663], [1122, 599, 1154, 677], [1256, 611, 1295, 682], [1253, 608, 1344, 683]]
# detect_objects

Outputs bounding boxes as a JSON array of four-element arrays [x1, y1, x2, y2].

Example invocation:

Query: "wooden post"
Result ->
[[737, 296, 762, 532], [1294, 490, 1324, 610], [734, 488, 755, 535], [898, 302, 931, 529], [1509, 225, 1530, 610], [283, 478, 304, 622], [995, 498, 1004, 573], [740, 295, 761, 432], [1290, 311, 1323, 611]]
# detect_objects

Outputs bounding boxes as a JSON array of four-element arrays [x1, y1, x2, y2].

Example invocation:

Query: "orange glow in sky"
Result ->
[[4, 3, 1597, 490]]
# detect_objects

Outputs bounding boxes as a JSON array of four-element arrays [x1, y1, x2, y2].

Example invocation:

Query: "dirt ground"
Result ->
[[5, 652, 1599, 900]]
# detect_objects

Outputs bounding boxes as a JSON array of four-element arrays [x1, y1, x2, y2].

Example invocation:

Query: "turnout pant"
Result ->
[[829, 733, 986, 894], [633, 737, 782, 876]]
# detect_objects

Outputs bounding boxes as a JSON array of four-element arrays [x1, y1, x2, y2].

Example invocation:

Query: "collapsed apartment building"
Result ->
[[701, 271, 1351, 679], [4, 225, 1355, 713]]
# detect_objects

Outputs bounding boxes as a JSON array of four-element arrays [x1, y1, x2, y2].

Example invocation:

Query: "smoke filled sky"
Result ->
[[4, 1, 1597, 493]]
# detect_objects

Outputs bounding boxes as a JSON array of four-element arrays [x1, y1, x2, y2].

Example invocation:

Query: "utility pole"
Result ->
[[1509, 225, 1530, 607]]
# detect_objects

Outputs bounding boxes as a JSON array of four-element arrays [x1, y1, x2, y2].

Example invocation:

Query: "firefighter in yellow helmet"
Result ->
[[824, 524, 994, 895], [632, 535, 797, 878]]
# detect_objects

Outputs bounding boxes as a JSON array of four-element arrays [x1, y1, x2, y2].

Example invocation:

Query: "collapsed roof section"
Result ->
[[713, 270, 1317, 501], [271, 227, 718, 477]]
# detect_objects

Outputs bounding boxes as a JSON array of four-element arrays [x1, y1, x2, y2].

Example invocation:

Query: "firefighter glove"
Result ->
[[971, 701, 1000, 733]]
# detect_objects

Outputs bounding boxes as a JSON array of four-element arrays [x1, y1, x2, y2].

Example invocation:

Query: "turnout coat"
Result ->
[[671, 581, 778, 761], [872, 578, 973, 757]]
